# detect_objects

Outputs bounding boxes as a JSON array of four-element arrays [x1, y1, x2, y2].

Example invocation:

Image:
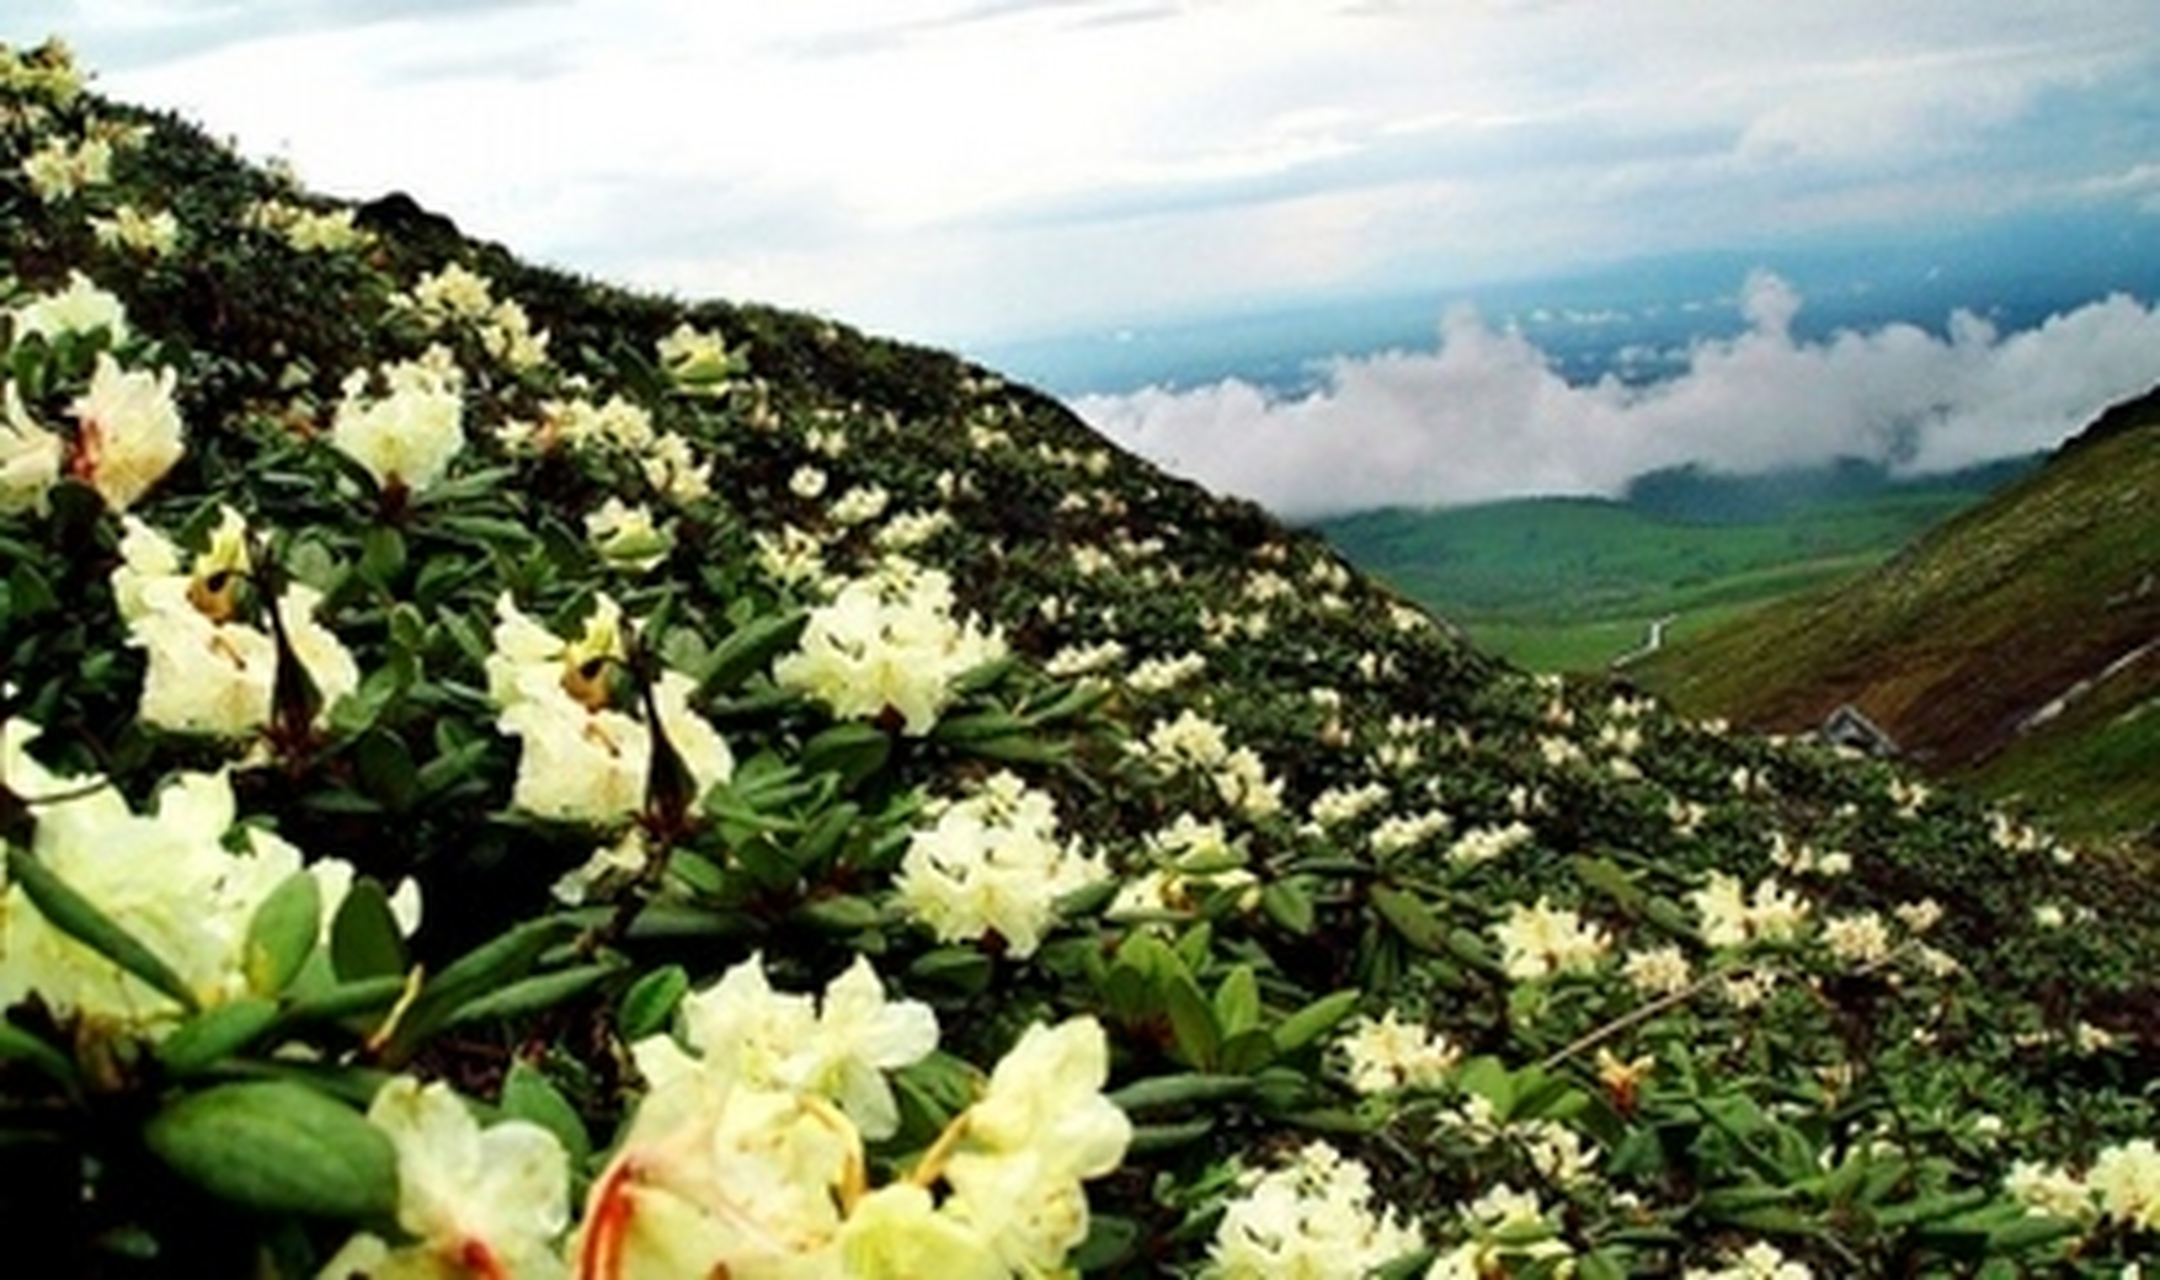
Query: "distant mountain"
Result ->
[[1633, 393, 2160, 850], [1620, 455, 2044, 525]]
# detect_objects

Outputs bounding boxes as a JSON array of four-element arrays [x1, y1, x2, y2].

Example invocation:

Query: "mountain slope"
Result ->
[[3, 38, 2158, 1277], [1633, 391, 2160, 848]]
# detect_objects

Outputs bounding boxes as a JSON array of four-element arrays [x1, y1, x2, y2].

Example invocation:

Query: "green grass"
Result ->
[[1315, 490, 1995, 672]]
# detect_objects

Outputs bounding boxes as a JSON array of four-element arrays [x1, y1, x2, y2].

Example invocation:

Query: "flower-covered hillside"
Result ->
[[1, 38, 2156, 1278]]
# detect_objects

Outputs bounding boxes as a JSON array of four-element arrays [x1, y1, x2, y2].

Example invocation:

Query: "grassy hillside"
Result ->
[[1633, 393, 2160, 851], [1313, 470, 2015, 671], [3, 38, 2158, 1277]]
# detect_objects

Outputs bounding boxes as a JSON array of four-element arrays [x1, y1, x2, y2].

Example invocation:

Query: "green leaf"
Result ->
[[1572, 855, 1647, 914], [501, 1060, 592, 1168], [6, 847, 197, 1013], [1271, 989, 1361, 1055], [1259, 879, 1315, 935], [907, 947, 994, 996], [144, 1080, 396, 1219], [0, 1019, 79, 1093], [800, 722, 891, 789], [278, 974, 411, 1026], [441, 962, 619, 1031], [1218, 1028, 1277, 1076], [357, 525, 406, 589], [245, 871, 323, 997], [616, 965, 689, 1042], [1370, 884, 1450, 953], [1163, 975, 1220, 1071], [329, 877, 408, 981], [794, 894, 883, 933], [157, 998, 282, 1076], [699, 611, 808, 697], [1107, 1073, 1256, 1114], [1212, 965, 1262, 1038], [353, 729, 419, 812], [1126, 1116, 1215, 1154], [386, 916, 581, 1054]]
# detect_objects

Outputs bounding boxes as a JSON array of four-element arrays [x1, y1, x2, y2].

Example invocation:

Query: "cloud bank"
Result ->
[[1071, 275, 2160, 516]]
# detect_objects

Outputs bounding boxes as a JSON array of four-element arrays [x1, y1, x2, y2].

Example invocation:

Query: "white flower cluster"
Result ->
[[774, 558, 1007, 737], [1447, 820, 1534, 868], [2006, 1138, 2160, 1232], [1427, 1183, 1574, 1278], [1691, 871, 1811, 949], [584, 496, 672, 575], [1205, 1140, 1422, 1279], [1336, 1009, 1460, 1094], [1134, 709, 1284, 820], [1494, 896, 1611, 982], [1308, 781, 1390, 831], [246, 199, 370, 253], [89, 204, 180, 257], [21, 130, 112, 201], [655, 321, 742, 396], [330, 345, 465, 495], [0, 38, 84, 104], [485, 592, 733, 827], [111, 507, 359, 740], [897, 771, 1108, 958], [322, 1077, 569, 1279], [1108, 813, 1258, 920], [1682, 1239, 1815, 1280], [1371, 807, 1452, 857], [0, 719, 418, 1036], [586, 955, 1130, 1276], [2, 274, 184, 515], [393, 262, 549, 372]]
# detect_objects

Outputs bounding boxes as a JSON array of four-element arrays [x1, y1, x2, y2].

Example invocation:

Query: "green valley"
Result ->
[[1311, 458, 2032, 672]]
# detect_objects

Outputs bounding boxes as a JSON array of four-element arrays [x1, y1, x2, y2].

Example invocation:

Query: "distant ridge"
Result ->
[[1635, 387, 2160, 849]]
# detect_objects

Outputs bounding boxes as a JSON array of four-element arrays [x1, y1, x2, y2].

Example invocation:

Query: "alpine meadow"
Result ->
[[2, 39, 2158, 1279]]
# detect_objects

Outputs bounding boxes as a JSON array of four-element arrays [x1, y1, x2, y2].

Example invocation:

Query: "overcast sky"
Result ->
[[10, 3, 2160, 511], [10, 1, 2159, 347]]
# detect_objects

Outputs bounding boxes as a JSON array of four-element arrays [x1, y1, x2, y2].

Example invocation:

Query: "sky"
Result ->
[[9, 1, 2160, 511]]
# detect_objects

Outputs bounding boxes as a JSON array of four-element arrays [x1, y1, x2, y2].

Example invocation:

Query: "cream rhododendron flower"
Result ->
[[1204, 1140, 1421, 1280], [655, 322, 741, 395], [1494, 897, 1611, 982], [834, 1184, 1003, 1279], [1337, 1010, 1461, 1094], [12, 270, 129, 345], [331, 347, 465, 494], [0, 381, 63, 515], [943, 1016, 1132, 1273], [2088, 1138, 2160, 1231], [773, 557, 1006, 736], [896, 771, 1108, 958], [0, 720, 403, 1034], [486, 593, 732, 826], [69, 352, 184, 511], [321, 1077, 571, 1279], [110, 511, 358, 739], [584, 964, 1121, 1278], [670, 954, 938, 1141]]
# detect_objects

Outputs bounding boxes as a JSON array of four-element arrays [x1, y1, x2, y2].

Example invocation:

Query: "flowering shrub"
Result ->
[[0, 35, 2156, 1278]]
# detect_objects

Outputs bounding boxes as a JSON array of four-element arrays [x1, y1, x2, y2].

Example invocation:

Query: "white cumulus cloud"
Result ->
[[1071, 275, 2160, 516]]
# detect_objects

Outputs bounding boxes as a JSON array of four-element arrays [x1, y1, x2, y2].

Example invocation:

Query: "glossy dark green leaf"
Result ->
[[157, 998, 281, 1076], [244, 870, 323, 997], [144, 1080, 396, 1219]]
